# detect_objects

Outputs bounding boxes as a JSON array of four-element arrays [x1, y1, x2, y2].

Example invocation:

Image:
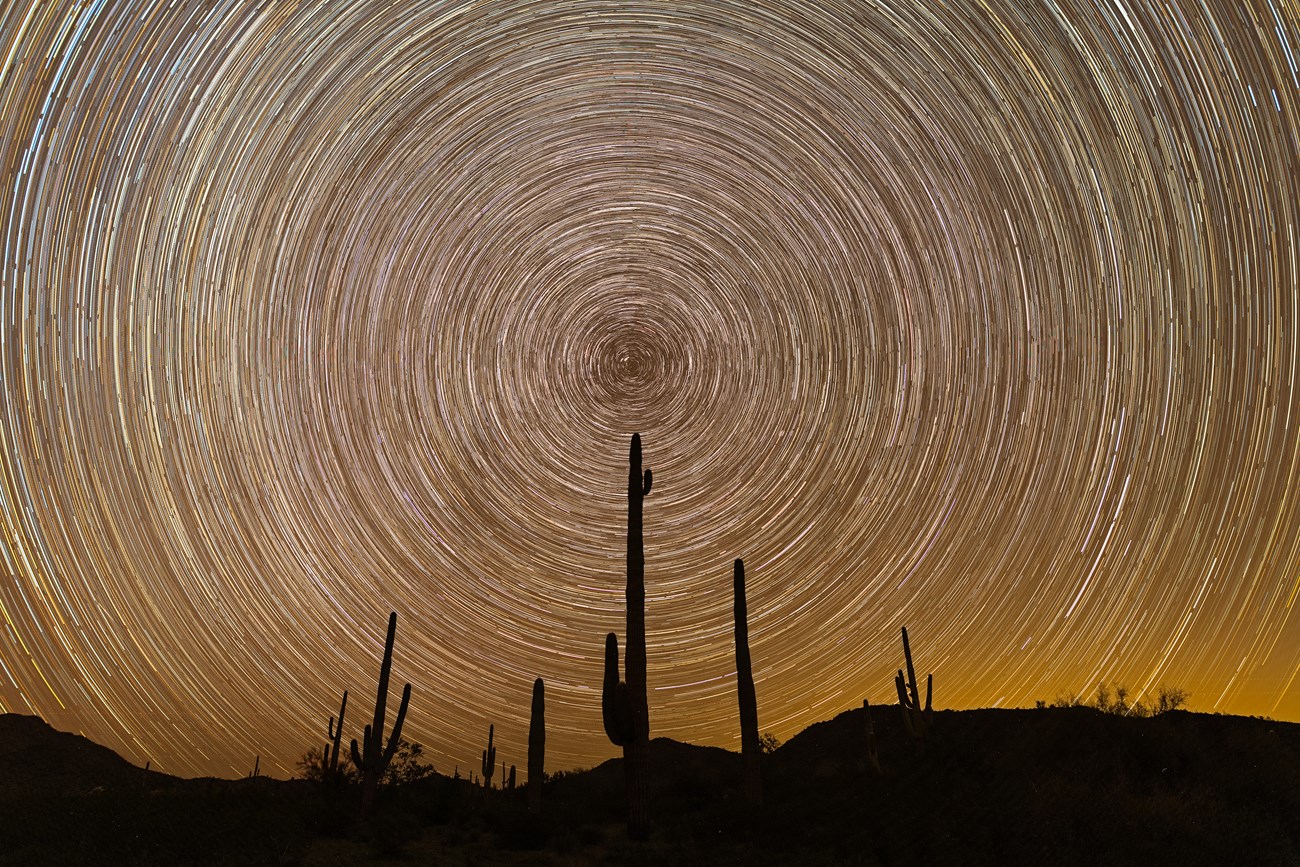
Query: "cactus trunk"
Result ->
[[863, 699, 881, 772], [601, 434, 652, 840], [897, 626, 932, 749], [732, 559, 762, 807], [350, 611, 412, 815], [327, 690, 348, 782], [482, 724, 496, 788], [625, 434, 651, 839], [528, 678, 545, 813]]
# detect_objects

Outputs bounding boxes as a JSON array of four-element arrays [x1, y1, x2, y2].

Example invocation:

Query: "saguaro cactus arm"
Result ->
[[897, 626, 933, 744], [326, 690, 348, 778], [602, 632, 634, 746]]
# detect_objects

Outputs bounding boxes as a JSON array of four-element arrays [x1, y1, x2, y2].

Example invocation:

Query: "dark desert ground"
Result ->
[[2, 701, 1297, 865]]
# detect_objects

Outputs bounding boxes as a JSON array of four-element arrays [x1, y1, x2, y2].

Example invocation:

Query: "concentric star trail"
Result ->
[[1, 0, 1298, 778]]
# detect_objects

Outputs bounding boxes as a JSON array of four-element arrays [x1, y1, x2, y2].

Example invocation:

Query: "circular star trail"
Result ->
[[1, 0, 1299, 778]]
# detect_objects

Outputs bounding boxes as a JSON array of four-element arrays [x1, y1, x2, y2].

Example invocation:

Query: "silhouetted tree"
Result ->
[[298, 746, 359, 783], [1154, 686, 1189, 714], [381, 740, 434, 786]]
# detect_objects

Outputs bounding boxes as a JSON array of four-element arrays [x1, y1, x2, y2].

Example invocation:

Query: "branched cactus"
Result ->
[[733, 558, 762, 807], [601, 433, 652, 839], [350, 611, 412, 814], [528, 677, 545, 813], [481, 724, 496, 788], [324, 690, 348, 783], [895, 626, 933, 749]]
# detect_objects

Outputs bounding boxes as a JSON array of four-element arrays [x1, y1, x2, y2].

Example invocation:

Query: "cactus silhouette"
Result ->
[[507, 764, 516, 789], [862, 698, 881, 772], [733, 558, 762, 807], [895, 626, 933, 748], [528, 677, 545, 813], [481, 724, 496, 788], [601, 433, 652, 839], [324, 690, 348, 783], [350, 611, 412, 814]]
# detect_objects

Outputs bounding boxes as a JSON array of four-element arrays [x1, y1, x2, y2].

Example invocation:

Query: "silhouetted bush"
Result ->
[[1045, 683, 1189, 717]]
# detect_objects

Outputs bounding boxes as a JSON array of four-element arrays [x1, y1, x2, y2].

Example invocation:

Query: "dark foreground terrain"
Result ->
[[2, 706, 1297, 865]]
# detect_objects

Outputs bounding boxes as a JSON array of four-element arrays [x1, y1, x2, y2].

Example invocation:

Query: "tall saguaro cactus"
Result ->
[[895, 626, 933, 748], [602, 433, 652, 839], [528, 678, 545, 813], [481, 724, 496, 789], [350, 611, 412, 814], [732, 558, 762, 807]]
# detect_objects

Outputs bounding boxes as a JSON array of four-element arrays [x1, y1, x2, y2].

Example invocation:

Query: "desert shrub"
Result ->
[[1045, 684, 1189, 717], [381, 740, 435, 786], [297, 738, 431, 788], [296, 746, 357, 783], [1154, 686, 1189, 714]]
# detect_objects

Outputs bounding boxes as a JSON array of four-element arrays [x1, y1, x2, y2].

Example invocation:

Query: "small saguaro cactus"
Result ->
[[862, 699, 881, 772], [894, 626, 933, 747], [529, 677, 545, 813], [732, 558, 762, 807], [507, 765, 517, 789], [602, 433, 653, 839], [481, 724, 496, 788], [350, 611, 412, 814], [324, 690, 348, 783]]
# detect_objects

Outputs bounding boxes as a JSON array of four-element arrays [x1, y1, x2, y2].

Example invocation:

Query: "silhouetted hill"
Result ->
[[0, 713, 175, 797], [1, 707, 1297, 864]]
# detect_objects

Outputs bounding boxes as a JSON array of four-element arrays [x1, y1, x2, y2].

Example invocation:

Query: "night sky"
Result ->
[[1, 0, 1298, 780]]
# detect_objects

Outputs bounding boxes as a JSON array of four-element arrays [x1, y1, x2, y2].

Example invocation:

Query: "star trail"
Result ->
[[1, 0, 1298, 779]]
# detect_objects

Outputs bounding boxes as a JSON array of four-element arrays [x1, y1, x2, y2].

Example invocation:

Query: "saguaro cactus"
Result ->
[[895, 626, 933, 747], [528, 677, 545, 813], [324, 690, 348, 783], [863, 699, 881, 772], [601, 433, 652, 839], [350, 611, 412, 814], [481, 724, 496, 788], [732, 558, 762, 807]]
